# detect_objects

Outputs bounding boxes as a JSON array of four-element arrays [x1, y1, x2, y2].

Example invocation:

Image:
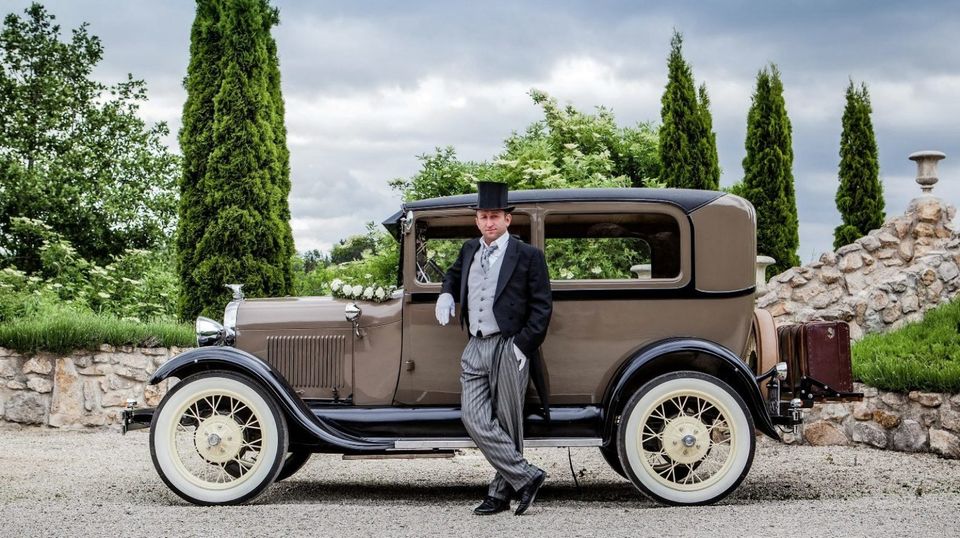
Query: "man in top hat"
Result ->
[[435, 181, 553, 516]]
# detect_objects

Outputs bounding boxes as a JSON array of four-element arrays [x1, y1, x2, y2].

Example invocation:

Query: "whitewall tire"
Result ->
[[150, 371, 288, 505], [617, 371, 755, 505]]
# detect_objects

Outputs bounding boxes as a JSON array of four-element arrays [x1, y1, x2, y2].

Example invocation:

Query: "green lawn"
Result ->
[[0, 310, 194, 354], [853, 299, 960, 393]]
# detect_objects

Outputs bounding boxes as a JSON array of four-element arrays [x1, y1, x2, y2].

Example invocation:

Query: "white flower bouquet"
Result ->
[[329, 278, 398, 303]]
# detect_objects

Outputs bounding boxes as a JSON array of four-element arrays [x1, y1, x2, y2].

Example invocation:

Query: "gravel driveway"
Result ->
[[1, 428, 958, 537]]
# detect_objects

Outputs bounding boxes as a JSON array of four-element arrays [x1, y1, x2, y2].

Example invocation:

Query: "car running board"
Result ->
[[392, 437, 603, 450]]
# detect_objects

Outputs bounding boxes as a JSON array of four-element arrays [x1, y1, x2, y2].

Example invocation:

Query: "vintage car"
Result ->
[[124, 188, 860, 507]]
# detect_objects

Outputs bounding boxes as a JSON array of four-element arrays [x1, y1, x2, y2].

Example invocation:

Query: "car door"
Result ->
[[538, 202, 694, 405], [394, 208, 534, 405]]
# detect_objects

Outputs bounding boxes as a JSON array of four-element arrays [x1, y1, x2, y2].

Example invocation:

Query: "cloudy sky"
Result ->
[[10, 0, 960, 261]]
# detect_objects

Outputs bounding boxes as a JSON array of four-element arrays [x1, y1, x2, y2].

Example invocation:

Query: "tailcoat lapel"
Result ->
[[494, 236, 519, 302]]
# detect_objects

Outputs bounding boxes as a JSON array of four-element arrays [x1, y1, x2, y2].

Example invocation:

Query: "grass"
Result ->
[[853, 299, 960, 392], [0, 310, 195, 355]]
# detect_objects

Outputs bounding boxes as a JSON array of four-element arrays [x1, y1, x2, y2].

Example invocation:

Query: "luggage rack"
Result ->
[[758, 365, 863, 431]]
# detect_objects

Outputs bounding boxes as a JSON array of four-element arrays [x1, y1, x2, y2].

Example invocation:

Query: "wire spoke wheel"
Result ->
[[150, 371, 288, 505], [640, 392, 732, 487], [174, 393, 264, 484], [618, 371, 755, 505]]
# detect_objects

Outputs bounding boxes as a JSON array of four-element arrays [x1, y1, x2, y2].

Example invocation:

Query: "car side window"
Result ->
[[544, 212, 681, 280], [414, 213, 532, 284]]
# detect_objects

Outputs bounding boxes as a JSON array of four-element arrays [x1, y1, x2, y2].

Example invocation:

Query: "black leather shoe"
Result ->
[[473, 496, 510, 515], [514, 469, 546, 515]]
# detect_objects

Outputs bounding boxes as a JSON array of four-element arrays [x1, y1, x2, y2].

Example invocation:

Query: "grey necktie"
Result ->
[[481, 243, 498, 273]]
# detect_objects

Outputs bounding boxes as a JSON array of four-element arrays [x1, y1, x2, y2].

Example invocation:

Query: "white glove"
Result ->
[[435, 293, 455, 325], [513, 344, 526, 371]]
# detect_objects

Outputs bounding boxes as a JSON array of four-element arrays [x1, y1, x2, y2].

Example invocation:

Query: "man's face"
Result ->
[[475, 210, 511, 244]]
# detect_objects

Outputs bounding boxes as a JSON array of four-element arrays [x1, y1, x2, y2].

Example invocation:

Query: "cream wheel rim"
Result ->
[[168, 389, 265, 489], [634, 388, 737, 491]]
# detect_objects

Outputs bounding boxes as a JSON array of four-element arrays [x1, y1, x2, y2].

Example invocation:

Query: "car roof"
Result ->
[[382, 187, 727, 238]]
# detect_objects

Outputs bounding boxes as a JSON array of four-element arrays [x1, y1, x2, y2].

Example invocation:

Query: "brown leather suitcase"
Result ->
[[776, 321, 853, 397]]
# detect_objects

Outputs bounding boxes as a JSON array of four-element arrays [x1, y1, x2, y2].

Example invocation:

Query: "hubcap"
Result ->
[[662, 416, 709, 464], [195, 415, 243, 464]]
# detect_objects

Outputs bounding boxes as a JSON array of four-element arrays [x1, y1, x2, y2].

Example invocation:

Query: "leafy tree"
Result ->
[[741, 64, 799, 277], [381, 90, 663, 285], [330, 225, 381, 264], [299, 249, 328, 273], [0, 3, 179, 273], [178, 0, 295, 319], [391, 90, 660, 202], [834, 80, 883, 249], [658, 30, 720, 190], [389, 146, 492, 202]]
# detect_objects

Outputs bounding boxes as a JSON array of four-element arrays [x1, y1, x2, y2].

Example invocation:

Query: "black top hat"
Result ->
[[470, 181, 514, 212]]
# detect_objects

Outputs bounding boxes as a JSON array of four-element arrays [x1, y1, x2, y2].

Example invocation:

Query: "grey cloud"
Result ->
[[4, 0, 959, 259]]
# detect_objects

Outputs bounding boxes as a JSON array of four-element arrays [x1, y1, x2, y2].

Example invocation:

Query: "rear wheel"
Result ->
[[150, 371, 288, 505], [617, 371, 755, 505]]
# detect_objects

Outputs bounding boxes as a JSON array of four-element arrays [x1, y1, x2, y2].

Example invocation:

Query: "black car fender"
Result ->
[[149, 346, 392, 451], [601, 337, 780, 442]]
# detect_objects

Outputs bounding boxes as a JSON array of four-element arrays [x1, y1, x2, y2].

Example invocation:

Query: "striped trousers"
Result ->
[[460, 334, 540, 500]]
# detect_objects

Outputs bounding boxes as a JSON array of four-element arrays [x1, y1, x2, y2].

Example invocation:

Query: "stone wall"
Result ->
[[789, 383, 960, 458], [1, 346, 959, 459], [756, 195, 960, 458], [757, 196, 960, 340], [0, 345, 179, 429]]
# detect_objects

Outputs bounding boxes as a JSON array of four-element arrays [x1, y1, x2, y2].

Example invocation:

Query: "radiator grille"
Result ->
[[266, 335, 345, 388]]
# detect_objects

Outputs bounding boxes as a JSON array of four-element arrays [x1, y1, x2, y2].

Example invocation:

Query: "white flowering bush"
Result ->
[[0, 219, 179, 323]]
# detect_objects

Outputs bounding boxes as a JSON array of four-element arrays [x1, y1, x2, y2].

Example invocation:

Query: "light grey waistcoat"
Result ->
[[467, 240, 506, 337]]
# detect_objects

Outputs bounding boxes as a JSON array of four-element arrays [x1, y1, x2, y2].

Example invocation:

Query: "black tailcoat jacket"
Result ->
[[441, 235, 553, 419]]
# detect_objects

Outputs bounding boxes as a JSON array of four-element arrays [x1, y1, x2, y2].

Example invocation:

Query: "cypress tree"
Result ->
[[177, 0, 222, 320], [741, 64, 800, 277], [697, 84, 721, 189], [834, 80, 883, 249], [658, 31, 719, 190], [262, 3, 295, 294], [178, 0, 294, 320]]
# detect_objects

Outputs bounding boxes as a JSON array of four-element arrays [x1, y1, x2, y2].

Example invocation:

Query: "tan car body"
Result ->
[[232, 193, 757, 412], [139, 187, 853, 507]]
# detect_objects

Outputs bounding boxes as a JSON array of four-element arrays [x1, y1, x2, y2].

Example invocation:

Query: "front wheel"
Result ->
[[617, 371, 755, 505], [149, 371, 289, 505]]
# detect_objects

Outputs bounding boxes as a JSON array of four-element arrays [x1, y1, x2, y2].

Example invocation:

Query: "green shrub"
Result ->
[[853, 300, 960, 392], [1, 219, 180, 323], [0, 220, 186, 353], [0, 309, 194, 354]]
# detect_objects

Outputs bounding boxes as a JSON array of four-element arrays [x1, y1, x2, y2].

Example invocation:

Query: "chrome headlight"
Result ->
[[196, 316, 225, 347], [223, 300, 240, 346]]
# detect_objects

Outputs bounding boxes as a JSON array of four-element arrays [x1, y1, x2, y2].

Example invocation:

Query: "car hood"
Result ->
[[236, 295, 401, 331]]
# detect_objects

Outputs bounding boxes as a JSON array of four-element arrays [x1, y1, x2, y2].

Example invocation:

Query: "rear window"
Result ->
[[544, 212, 681, 281]]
